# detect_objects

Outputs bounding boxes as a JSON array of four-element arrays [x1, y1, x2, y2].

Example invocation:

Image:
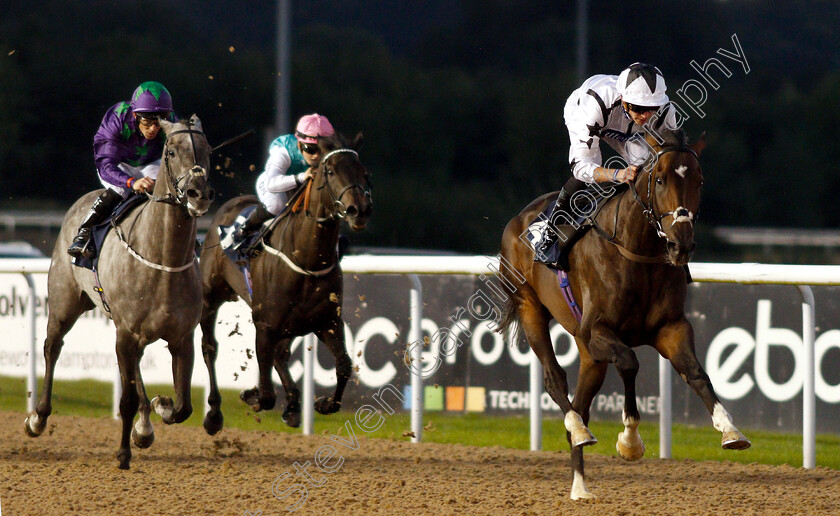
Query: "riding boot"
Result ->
[[67, 189, 124, 259], [534, 177, 588, 268], [232, 204, 275, 249]]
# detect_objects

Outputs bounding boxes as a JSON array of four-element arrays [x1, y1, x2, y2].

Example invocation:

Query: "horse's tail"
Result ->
[[495, 253, 523, 346], [496, 291, 521, 345]]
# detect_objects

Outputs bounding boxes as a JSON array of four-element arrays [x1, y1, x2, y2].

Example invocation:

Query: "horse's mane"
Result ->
[[318, 133, 350, 152], [644, 106, 687, 149]]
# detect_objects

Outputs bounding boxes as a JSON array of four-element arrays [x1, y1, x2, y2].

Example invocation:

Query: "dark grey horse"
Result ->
[[199, 132, 371, 434], [24, 116, 215, 470]]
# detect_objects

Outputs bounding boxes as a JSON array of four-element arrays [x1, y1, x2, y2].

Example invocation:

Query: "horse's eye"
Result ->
[[656, 177, 664, 185], [168, 150, 176, 157]]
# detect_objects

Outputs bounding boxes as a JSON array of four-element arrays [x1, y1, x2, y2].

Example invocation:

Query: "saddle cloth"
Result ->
[[526, 182, 626, 269], [71, 194, 148, 271]]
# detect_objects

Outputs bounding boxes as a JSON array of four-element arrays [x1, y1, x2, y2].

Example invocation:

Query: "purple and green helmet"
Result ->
[[130, 81, 173, 114]]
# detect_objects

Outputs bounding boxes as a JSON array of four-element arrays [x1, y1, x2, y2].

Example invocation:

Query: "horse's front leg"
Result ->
[[314, 320, 351, 415], [272, 338, 301, 427], [655, 318, 751, 450], [131, 355, 155, 448], [152, 333, 195, 425], [587, 322, 646, 461], [569, 345, 609, 500]]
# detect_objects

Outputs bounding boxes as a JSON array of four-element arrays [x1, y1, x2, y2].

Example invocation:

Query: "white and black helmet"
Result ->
[[617, 62, 669, 110]]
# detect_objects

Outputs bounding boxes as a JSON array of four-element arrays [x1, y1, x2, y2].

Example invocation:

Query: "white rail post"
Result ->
[[409, 274, 423, 443], [302, 333, 316, 435], [24, 273, 37, 414], [659, 355, 672, 459], [798, 285, 816, 469], [529, 351, 542, 451]]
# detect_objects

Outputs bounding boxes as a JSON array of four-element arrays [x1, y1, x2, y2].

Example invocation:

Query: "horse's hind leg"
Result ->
[[517, 294, 595, 447], [587, 322, 646, 461], [273, 338, 301, 427], [242, 324, 278, 412], [25, 297, 91, 437], [199, 292, 225, 434], [314, 321, 351, 415], [115, 330, 141, 469], [569, 347, 608, 500], [655, 319, 750, 449], [152, 334, 195, 425], [131, 356, 155, 448]]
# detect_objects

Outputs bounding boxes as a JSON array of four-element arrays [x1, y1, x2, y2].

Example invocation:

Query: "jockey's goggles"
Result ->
[[300, 142, 320, 155], [625, 103, 659, 114], [136, 112, 169, 126]]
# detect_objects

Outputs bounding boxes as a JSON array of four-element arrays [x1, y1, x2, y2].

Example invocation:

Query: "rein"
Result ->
[[256, 147, 370, 277], [596, 144, 698, 264], [119, 119, 207, 272]]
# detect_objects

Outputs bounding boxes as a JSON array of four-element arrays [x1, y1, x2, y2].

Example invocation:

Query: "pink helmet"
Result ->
[[295, 113, 334, 144]]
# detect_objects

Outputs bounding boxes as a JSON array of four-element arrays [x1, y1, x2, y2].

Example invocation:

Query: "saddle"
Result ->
[[71, 194, 148, 271], [526, 182, 627, 270]]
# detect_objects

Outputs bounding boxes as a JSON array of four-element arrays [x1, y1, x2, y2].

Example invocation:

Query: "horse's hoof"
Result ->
[[616, 432, 645, 461], [239, 388, 260, 410], [722, 431, 751, 450], [570, 490, 597, 501], [203, 411, 224, 435], [282, 408, 301, 428], [116, 449, 131, 470], [151, 396, 175, 423], [131, 427, 155, 449], [571, 429, 597, 448], [24, 414, 44, 438], [314, 397, 340, 415]]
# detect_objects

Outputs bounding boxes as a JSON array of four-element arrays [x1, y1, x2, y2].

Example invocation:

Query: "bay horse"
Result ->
[[24, 116, 215, 470], [199, 132, 371, 434], [498, 128, 750, 499]]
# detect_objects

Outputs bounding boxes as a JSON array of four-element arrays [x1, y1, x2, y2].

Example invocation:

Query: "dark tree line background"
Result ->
[[1, 0, 839, 256]]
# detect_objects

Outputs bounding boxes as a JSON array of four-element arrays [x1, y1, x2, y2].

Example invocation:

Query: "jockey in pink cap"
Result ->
[[231, 113, 335, 247]]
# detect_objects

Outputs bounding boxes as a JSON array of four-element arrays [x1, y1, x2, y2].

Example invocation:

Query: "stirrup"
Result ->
[[67, 238, 94, 259]]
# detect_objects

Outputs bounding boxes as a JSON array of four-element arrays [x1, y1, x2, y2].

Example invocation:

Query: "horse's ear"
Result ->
[[350, 132, 364, 152], [690, 131, 707, 156], [189, 114, 203, 131], [159, 119, 174, 134]]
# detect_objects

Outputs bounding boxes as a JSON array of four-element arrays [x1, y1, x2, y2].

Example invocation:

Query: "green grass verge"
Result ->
[[5, 375, 838, 469]]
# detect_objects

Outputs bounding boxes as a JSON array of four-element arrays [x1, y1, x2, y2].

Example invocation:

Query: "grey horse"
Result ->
[[24, 116, 215, 470]]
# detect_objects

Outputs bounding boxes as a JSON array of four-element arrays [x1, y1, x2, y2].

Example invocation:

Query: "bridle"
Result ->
[[145, 119, 208, 208], [309, 148, 372, 221], [629, 144, 699, 239]]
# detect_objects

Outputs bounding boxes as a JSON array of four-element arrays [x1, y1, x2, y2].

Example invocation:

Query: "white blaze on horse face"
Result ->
[[671, 206, 694, 226], [675, 165, 688, 177]]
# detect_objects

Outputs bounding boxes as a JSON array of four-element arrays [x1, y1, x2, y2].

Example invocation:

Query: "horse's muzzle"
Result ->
[[345, 202, 371, 232], [666, 239, 696, 266]]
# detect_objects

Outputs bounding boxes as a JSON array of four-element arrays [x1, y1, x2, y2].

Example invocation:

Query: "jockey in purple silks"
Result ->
[[67, 81, 177, 259], [231, 113, 336, 247]]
